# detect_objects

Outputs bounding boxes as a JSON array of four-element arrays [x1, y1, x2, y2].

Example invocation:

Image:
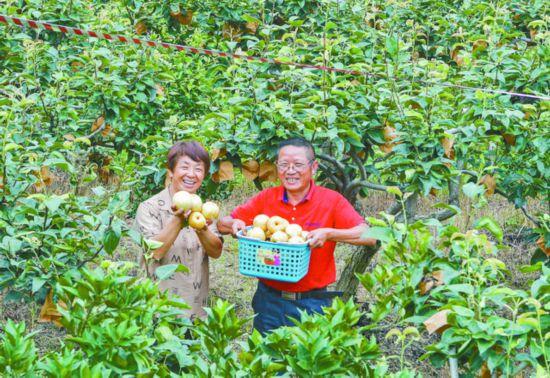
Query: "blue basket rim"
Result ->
[[237, 227, 310, 247]]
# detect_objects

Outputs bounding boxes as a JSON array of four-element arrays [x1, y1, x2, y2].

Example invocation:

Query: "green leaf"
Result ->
[[452, 305, 474, 317], [32, 277, 47, 293], [103, 229, 121, 254], [474, 217, 503, 242], [44, 196, 64, 213], [462, 182, 485, 199], [144, 238, 163, 250], [155, 264, 189, 281], [386, 186, 403, 197], [363, 227, 393, 242]]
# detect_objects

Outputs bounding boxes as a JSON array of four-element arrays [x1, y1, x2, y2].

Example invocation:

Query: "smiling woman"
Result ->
[[134, 140, 223, 320]]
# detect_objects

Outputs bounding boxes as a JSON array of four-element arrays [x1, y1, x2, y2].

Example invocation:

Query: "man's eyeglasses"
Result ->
[[276, 160, 314, 173]]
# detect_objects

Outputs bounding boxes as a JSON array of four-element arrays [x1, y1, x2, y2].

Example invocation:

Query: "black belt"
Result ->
[[261, 282, 343, 300]]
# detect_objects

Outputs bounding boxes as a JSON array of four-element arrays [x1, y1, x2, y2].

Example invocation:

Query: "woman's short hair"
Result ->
[[167, 141, 210, 174]]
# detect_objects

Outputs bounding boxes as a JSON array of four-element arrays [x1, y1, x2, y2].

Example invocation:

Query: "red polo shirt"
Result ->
[[231, 182, 364, 292]]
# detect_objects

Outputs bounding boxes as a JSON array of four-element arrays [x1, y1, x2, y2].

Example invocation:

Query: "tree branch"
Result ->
[[319, 162, 343, 192], [414, 173, 460, 222], [317, 153, 349, 188], [350, 150, 367, 181], [460, 170, 540, 227], [494, 188, 540, 227]]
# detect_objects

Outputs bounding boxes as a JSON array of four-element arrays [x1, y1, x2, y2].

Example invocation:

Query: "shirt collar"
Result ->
[[282, 180, 315, 205]]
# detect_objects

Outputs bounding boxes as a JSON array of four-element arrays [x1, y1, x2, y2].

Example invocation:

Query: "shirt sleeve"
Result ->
[[230, 190, 265, 225], [333, 194, 365, 229], [208, 220, 224, 243], [134, 201, 162, 239]]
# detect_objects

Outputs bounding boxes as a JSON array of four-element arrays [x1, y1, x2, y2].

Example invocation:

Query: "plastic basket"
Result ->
[[237, 228, 311, 283]]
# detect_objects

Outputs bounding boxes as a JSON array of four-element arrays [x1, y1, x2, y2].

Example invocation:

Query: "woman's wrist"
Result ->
[[195, 226, 208, 236]]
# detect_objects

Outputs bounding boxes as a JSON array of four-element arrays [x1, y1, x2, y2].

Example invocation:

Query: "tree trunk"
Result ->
[[336, 244, 377, 300], [336, 193, 419, 299]]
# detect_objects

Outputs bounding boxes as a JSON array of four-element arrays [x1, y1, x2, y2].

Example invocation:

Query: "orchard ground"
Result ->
[[0, 178, 542, 376]]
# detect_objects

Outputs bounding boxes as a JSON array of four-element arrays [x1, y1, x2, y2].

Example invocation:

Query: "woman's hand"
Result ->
[[171, 206, 191, 224]]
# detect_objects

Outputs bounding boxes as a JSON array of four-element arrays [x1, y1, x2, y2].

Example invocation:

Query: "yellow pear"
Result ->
[[246, 227, 266, 241], [270, 230, 289, 243], [267, 216, 289, 234], [201, 201, 219, 220], [189, 194, 203, 212], [189, 212, 206, 230], [288, 236, 306, 244], [253, 214, 270, 231], [172, 191, 193, 211], [285, 224, 302, 237]]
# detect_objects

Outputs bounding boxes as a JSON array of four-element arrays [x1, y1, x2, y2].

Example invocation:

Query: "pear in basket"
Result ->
[[267, 216, 289, 233], [285, 223, 302, 237], [270, 230, 289, 243], [288, 236, 306, 244], [253, 214, 270, 231], [247, 227, 266, 241]]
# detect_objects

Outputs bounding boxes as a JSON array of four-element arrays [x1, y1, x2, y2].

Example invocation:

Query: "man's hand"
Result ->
[[231, 219, 247, 236], [306, 228, 332, 249]]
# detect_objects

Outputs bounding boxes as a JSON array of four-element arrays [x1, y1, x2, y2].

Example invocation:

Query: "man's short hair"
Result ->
[[277, 137, 316, 160]]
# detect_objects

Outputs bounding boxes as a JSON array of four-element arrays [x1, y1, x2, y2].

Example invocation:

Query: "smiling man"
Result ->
[[218, 137, 376, 334]]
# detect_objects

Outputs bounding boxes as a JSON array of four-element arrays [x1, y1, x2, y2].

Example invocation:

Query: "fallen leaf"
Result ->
[[175, 10, 193, 25], [502, 133, 516, 146], [39, 289, 65, 327], [441, 137, 455, 159], [245, 21, 259, 34], [259, 161, 278, 182], [222, 22, 242, 41], [91, 116, 112, 137], [479, 362, 491, 378], [91, 116, 105, 133], [451, 47, 464, 66], [380, 143, 393, 154], [472, 39, 488, 53], [33, 166, 55, 192], [70, 61, 83, 72], [155, 84, 165, 96], [242, 160, 260, 181], [380, 125, 397, 154], [419, 279, 435, 295], [432, 270, 445, 286], [536, 237, 549, 256], [383, 125, 397, 142], [211, 148, 226, 161], [424, 309, 451, 334], [135, 21, 147, 35], [217, 161, 234, 182], [479, 174, 496, 196]]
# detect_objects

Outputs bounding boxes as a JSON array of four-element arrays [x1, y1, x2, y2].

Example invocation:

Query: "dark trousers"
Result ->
[[251, 281, 332, 335]]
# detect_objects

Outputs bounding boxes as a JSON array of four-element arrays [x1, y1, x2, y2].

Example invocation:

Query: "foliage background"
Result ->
[[0, 0, 548, 376]]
